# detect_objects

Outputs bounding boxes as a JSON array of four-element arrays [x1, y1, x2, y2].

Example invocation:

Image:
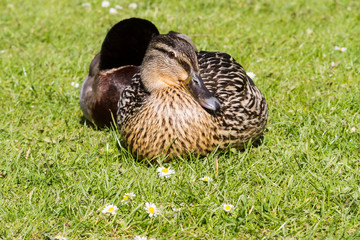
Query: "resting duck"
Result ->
[[80, 18, 159, 127], [80, 18, 268, 160]]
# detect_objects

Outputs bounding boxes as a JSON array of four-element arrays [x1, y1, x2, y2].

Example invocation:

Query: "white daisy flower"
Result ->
[[199, 176, 212, 182], [247, 72, 256, 79], [71, 82, 80, 88], [144, 202, 159, 217], [128, 3, 138, 9], [222, 204, 234, 212], [81, 3, 91, 7], [0, 50, 6, 54], [121, 192, 136, 204], [50, 234, 67, 240], [101, 0, 110, 8], [334, 46, 347, 52], [133, 236, 155, 240], [156, 166, 175, 178], [350, 127, 356, 133], [109, 8, 117, 14], [115, 5, 123, 9], [101, 204, 118, 215], [306, 28, 313, 35], [133, 236, 145, 240]]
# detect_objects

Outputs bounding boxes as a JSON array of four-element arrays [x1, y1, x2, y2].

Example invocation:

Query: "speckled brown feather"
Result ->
[[117, 49, 268, 159], [197, 51, 268, 148], [122, 86, 220, 159]]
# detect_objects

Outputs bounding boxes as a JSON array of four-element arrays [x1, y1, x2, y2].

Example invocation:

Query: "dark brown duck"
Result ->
[[80, 18, 268, 160]]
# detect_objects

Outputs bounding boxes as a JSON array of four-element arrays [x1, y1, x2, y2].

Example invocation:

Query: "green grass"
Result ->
[[1, 0, 360, 239]]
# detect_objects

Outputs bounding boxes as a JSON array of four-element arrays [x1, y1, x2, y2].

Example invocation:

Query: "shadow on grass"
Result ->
[[79, 116, 118, 131], [252, 135, 265, 148], [79, 116, 97, 129]]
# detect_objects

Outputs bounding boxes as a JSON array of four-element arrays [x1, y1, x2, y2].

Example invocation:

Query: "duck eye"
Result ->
[[168, 51, 176, 59]]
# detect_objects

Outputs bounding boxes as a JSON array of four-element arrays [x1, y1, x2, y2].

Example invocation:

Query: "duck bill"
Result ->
[[184, 70, 221, 111]]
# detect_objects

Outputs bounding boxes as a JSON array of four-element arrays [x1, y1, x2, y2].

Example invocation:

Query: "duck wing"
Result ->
[[80, 18, 159, 127], [80, 53, 140, 127], [197, 51, 253, 98], [197, 51, 268, 142]]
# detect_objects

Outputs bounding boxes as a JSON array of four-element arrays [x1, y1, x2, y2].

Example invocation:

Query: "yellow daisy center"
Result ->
[[108, 207, 114, 212], [123, 195, 130, 201], [224, 205, 231, 211], [162, 168, 169, 173], [149, 207, 155, 214], [203, 178, 208, 181]]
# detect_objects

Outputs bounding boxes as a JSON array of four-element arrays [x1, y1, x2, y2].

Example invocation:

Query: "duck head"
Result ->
[[140, 32, 221, 111]]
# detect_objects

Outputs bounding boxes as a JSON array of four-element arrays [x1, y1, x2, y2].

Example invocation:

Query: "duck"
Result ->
[[80, 18, 159, 127], [80, 18, 268, 160]]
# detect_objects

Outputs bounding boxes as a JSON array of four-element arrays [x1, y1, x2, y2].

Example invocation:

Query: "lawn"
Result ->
[[1, 0, 360, 239]]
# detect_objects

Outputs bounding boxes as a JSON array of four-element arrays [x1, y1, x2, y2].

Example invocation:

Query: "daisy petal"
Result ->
[[144, 202, 159, 217], [221, 204, 234, 212], [247, 72, 256, 79], [102, 204, 118, 214], [128, 3, 137, 9], [156, 166, 175, 178], [101, 1, 110, 8], [199, 176, 212, 182]]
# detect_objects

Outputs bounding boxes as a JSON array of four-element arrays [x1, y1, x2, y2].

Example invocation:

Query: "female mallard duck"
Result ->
[[80, 18, 268, 159]]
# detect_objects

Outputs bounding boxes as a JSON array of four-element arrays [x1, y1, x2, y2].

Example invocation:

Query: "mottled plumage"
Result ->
[[117, 34, 268, 160], [80, 18, 268, 160]]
